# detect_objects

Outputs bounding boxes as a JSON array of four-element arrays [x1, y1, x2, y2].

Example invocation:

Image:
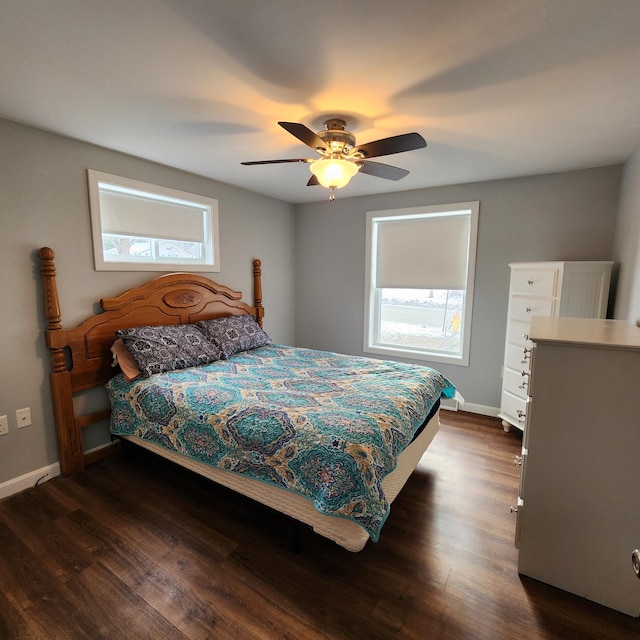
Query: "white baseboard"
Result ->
[[0, 462, 61, 500], [0, 441, 120, 500], [457, 402, 500, 417], [440, 396, 499, 418]]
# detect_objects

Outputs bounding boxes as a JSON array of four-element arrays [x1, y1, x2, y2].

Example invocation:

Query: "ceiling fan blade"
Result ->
[[278, 122, 327, 152], [359, 160, 410, 181], [352, 132, 426, 159], [307, 175, 320, 186], [241, 158, 313, 165]]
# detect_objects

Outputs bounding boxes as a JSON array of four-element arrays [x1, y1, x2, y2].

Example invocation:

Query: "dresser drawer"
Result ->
[[507, 319, 532, 348], [510, 267, 559, 296], [505, 342, 531, 372], [504, 366, 529, 399], [500, 389, 528, 427], [509, 296, 555, 322]]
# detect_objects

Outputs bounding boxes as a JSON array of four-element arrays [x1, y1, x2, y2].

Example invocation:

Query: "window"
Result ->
[[364, 202, 479, 366], [88, 170, 220, 271]]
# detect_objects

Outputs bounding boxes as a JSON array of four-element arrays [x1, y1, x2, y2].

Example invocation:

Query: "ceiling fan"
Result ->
[[241, 119, 427, 200]]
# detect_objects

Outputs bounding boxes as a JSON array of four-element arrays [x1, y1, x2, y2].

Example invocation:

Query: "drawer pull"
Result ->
[[520, 348, 531, 363], [527, 280, 533, 285], [525, 307, 532, 313], [523, 333, 529, 340], [514, 455, 522, 467], [516, 409, 526, 422], [510, 506, 518, 513]]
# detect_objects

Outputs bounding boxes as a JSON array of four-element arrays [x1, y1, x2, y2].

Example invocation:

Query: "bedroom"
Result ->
[[1, 1, 640, 637]]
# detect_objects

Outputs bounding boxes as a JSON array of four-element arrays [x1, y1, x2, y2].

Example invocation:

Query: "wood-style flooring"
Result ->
[[0, 410, 638, 639]]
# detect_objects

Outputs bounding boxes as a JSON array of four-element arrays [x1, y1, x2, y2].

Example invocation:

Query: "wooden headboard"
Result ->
[[39, 247, 264, 476]]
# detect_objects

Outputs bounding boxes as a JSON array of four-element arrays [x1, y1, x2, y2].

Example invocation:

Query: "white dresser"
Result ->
[[498, 261, 612, 432], [516, 317, 640, 617]]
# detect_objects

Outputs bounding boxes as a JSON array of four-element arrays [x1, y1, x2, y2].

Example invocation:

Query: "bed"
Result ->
[[39, 247, 456, 551]]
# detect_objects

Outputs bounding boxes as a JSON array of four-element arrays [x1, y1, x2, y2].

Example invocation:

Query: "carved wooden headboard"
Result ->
[[39, 247, 264, 476]]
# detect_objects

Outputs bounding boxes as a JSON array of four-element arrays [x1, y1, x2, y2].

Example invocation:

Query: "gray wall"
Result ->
[[613, 142, 640, 323], [0, 115, 629, 489], [294, 166, 622, 412], [0, 118, 295, 485]]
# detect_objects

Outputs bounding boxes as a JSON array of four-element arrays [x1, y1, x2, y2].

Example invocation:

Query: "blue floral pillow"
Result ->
[[196, 315, 270, 359], [116, 324, 222, 376]]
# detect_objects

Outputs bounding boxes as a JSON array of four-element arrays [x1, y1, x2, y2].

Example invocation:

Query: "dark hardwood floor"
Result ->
[[1, 411, 638, 639]]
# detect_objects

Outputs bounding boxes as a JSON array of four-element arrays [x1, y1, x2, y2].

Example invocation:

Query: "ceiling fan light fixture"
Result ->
[[242, 119, 426, 201], [309, 157, 360, 189]]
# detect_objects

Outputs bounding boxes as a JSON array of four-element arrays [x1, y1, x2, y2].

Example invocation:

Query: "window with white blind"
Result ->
[[364, 202, 479, 365], [88, 170, 219, 271]]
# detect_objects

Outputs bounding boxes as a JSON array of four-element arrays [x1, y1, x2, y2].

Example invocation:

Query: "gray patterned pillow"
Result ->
[[196, 315, 270, 359], [115, 324, 222, 376]]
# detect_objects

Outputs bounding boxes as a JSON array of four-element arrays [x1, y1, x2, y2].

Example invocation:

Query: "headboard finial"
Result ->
[[39, 246, 55, 261], [39, 246, 62, 332], [253, 258, 264, 326]]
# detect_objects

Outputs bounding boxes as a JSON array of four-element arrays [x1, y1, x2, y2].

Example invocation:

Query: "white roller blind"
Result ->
[[375, 212, 470, 290], [100, 190, 206, 243]]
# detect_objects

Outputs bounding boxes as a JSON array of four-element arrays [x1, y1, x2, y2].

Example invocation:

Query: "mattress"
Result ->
[[119, 407, 440, 552], [107, 344, 455, 546]]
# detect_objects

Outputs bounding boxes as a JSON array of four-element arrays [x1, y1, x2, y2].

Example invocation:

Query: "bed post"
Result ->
[[253, 258, 264, 327], [39, 247, 84, 475]]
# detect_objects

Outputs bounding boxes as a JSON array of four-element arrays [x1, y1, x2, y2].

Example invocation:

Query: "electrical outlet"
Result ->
[[16, 407, 32, 428], [0, 415, 8, 435]]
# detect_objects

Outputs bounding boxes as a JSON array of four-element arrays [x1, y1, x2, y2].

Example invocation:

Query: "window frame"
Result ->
[[364, 201, 479, 366], [88, 170, 220, 272]]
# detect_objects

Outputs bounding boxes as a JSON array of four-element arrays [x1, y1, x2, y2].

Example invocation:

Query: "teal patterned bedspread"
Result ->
[[106, 344, 455, 540]]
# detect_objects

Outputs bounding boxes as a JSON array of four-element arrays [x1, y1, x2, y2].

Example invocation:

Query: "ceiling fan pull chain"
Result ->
[[329, 187, 336, 202]]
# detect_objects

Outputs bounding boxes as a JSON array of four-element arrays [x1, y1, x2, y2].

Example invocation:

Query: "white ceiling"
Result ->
[[2, 0, 640, 204]]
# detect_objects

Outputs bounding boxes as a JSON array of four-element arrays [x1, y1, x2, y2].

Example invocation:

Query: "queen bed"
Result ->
[[39, 247, 456, 551]]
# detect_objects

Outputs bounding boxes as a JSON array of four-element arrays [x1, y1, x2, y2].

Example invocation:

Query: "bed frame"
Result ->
[[39, 247, 439, 551], [39, 247, 263, 476]]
